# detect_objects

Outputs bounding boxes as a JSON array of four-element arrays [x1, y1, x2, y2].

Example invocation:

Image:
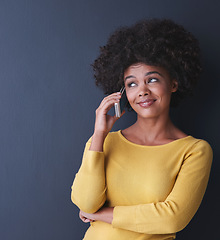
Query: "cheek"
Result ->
[[155, 85, 172, 98], [126, 96, 133, 106], [126, 91, 136, 104]]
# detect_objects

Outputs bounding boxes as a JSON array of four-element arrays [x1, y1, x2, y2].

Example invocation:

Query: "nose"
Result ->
[[138, 84, 150, 97]]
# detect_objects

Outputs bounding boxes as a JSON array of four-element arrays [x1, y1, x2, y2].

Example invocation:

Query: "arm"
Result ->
[[111, 140, 213, 234], [90, 92, 122, 152], [79, 140, 212, 234], [71, 139, 106, 213], [71, 92, 123, 213], [79, 207, 114, 224]]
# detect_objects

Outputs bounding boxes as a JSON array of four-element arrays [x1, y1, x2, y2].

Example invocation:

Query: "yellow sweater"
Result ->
[[71, 131, 212, 240]]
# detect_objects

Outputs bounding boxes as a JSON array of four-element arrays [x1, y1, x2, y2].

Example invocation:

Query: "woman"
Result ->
[[71, 19, 213, 240]]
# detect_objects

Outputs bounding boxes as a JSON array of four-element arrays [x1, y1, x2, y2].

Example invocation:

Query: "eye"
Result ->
[[148, 78, 158, 83], [127, 82, 137, 87]]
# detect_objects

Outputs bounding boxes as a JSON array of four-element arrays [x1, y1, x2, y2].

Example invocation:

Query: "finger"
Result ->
[[79, 210, 86, 220], [83, 218, 92, 223], [79, 213, 91, 223], [99, 94, 123, 113], [99, 93, 121, 109], [106, 114, 120, 129], [110, 109, 126, 121], [99, 98, 120, 112], [101, 93, 121, 103], [96, 102, 118, 117]]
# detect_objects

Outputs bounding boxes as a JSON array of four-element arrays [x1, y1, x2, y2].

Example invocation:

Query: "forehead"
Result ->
[[124, 63, 170, 78]]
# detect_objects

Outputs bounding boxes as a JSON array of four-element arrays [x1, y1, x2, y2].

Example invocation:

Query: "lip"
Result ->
[[137, 99, 156, 108]]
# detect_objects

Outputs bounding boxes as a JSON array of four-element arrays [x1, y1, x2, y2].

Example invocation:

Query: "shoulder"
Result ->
[[185, 137, 212, 155], [183, 137, 213, 167], [85, 131, 122, 148], [104, 130, 121, 143]]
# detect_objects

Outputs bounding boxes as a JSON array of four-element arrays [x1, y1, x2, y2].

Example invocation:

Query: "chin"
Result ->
[[135, 108, 168, 120]]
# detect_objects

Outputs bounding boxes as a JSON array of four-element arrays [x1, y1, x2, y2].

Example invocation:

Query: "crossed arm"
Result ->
[[71, 93, 213, 234], [71, 138, 212, 234], [79, 207, 114, 224]]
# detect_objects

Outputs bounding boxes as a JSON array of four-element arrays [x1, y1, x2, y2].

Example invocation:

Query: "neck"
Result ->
[[133, 114, 176, 144]]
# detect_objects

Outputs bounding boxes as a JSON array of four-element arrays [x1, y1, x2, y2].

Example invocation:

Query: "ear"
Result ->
[[171, 80, 178, 93]]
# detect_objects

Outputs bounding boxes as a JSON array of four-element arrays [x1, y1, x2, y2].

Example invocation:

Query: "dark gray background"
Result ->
[[0, 0, 219, 239]]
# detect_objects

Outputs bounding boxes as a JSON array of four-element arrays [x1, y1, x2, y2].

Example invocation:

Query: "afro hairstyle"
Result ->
[[92, 19, 202, 107]]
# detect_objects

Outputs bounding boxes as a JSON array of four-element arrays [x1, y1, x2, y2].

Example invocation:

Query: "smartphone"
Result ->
[[114, 87, 128, 117]]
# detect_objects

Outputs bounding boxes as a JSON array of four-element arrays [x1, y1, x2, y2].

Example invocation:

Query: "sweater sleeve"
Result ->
[[71, 138, 106, 213], [112, 140, 213, 234]]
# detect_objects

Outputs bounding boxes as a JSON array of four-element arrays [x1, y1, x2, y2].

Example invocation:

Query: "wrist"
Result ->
[[93, 130, 108, 139], [95, 207, 114, 224], [89, 131, 108, 152]]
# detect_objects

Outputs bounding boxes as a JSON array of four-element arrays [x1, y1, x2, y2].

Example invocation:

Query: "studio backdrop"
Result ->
[[0, 0, 219, 239]]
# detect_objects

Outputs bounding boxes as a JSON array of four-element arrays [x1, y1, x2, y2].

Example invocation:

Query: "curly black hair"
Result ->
[[92, 19, 202, 107]]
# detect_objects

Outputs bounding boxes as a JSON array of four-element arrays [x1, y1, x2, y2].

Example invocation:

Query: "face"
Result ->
[[124, 63, 178, 119]]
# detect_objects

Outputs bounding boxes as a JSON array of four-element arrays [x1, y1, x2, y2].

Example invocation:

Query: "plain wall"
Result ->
[[0, 0, 219, 239]]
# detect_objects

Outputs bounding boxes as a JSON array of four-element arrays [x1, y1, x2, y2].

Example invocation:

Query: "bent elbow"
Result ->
[[160, 201, 193, 233], [80, 200, 106, 214], [71, 189, 106, 213], [165, 214, 191, 233]]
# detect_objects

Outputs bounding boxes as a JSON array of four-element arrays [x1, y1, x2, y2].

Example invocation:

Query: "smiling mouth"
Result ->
[[137, 99, 156, 108]]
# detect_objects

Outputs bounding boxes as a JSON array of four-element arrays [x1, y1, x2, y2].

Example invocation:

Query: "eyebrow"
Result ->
[[124, 71, 163, 82]]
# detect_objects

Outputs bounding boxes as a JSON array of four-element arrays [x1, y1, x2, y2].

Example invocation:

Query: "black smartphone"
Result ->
[[114, 87, 128, 117]]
